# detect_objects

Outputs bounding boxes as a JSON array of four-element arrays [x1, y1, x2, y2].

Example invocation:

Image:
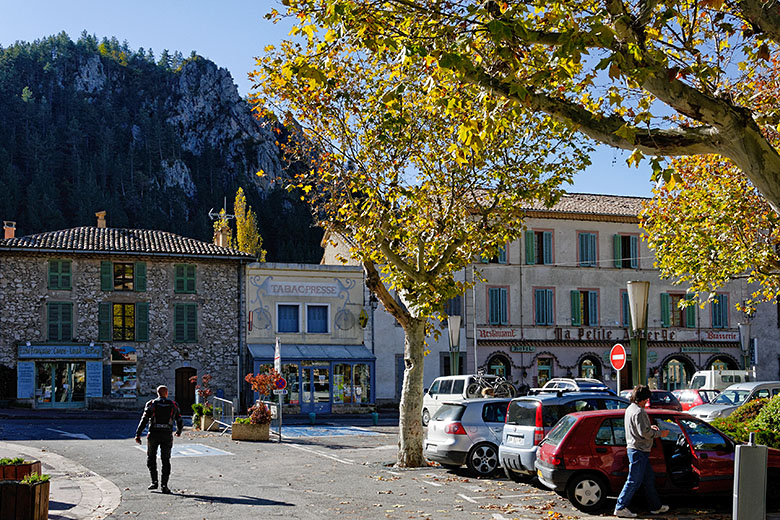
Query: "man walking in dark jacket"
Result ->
[[135, 385, 183, 494]]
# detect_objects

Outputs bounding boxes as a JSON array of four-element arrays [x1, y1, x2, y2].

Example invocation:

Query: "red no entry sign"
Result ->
[[610, 344, 627, 371]]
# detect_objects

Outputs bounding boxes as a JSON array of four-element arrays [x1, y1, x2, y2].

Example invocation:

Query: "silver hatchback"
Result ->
[[424, 398, 510, 477]]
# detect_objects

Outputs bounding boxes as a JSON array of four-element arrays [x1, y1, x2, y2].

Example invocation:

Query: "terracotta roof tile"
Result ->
[[521, 193, 648, 218], [0, 227, 252, 259]]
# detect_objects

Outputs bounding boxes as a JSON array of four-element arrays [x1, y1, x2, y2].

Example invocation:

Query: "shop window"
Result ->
[[578, 232, 597, 267], [537, 358, 552, 387], [354, 364, 371, 403], [47, 302, 73, 341], [534, 288, 554, 325], [174, 303, 198, 342], [334, 364, 353, 403], [571, 290, 599, 326], [660, 293, 696, 328], [525, 230, 553, 265], [101, 261, 146, 292], [282, 363, 299, 405], [712, 294, 729, 329], [613, 234, 639, 269], [306, 304, 329, 334], [174, 264, 197, 293], [111, 346, 137, 398], [278, 304, 300, 333], [48, 260, 72, 290], [488, 287, 508, 325]]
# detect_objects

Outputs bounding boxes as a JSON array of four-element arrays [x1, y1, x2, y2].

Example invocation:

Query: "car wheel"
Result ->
[[566, 473, 608, 513], [422, 408, 430, 426], [467, 442, 500, 477]]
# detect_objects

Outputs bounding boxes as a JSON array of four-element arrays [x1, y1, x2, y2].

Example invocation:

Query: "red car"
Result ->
[[534, 409, 780, 512], [674, 389, 720, 411]]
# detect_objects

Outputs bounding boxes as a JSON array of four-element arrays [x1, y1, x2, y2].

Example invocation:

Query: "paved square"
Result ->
[[280, 426, 383, 438], [135, 443, 234, 457]]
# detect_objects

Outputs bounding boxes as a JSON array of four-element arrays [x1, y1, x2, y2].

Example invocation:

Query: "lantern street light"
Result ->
[[738, 322, 751, 371], [627, 281, 651, 386], [447, 315, 462, 376]]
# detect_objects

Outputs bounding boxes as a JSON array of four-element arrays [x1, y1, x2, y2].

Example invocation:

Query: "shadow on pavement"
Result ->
[[176, 493, 294, 507]]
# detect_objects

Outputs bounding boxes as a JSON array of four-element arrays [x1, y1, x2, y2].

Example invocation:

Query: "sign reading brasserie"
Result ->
[[702, 331, 739, 342]]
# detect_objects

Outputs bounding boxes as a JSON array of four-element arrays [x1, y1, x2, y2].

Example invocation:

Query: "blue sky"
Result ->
[[0, 1, 654, 198]]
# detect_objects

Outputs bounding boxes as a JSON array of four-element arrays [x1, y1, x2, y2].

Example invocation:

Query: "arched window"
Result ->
[[662, 357, 694, 390], [488, 355, 511, 379], [579, 357, 601, 379]]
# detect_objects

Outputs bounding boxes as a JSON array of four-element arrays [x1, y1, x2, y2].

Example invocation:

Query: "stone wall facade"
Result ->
[[0, 252, 242, 410]]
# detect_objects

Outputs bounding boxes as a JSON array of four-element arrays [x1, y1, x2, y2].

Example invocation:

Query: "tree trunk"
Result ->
[[396, 316, 427, 467]]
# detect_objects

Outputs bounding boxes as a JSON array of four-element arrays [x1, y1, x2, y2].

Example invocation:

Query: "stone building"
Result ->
[[0, 217, 250, 410]]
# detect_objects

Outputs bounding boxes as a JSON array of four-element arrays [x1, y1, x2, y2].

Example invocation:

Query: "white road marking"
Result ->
[[286, 442, 355, 465], [458, 493, 478, 504], [422, 480, 443, 487], [46, 428, 91, 440], [385, 470, 402, 476]]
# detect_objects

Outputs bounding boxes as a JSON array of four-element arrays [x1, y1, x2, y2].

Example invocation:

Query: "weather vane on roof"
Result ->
[[207, 197, 235, 221]]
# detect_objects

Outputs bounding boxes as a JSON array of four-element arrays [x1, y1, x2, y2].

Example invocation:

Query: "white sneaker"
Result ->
[[614, 509, 637, 518], [651, 506, 669, 514]]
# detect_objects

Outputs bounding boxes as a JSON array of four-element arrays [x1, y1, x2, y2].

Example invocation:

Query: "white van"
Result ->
[[688, 369, 756, 392], [422, 374, 497, 426]]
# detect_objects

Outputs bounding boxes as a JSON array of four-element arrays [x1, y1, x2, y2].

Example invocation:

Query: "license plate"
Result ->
[[537, 469, 542, 479], [427, 444, 437, 453], [508, 435, 524, 445]]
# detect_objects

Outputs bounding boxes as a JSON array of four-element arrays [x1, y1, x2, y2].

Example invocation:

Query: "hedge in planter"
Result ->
[[0, 459, 42, 482], [0, 472, 50, 520]]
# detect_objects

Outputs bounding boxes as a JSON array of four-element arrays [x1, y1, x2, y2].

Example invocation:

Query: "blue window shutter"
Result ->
[[578, 233, 586, 266], [500, 288, 508, 325], [545, 289, 554, 325], [588, 291, 599, 326], [535, 290, 543, 325], [542, 232, 553, 265], [589, 233, 597, 266], [489, 288, 499, 324], [622, 293, 630, 327], [135, 302, 149, 341], [630, 236, 639, 268], [660, 293, 670, 328], [571, 290, 581, 326], [525, 231, 535, 265], [498, 246, 507, 264], [613, 234, 622, 268], [721, 294, 729, 328]]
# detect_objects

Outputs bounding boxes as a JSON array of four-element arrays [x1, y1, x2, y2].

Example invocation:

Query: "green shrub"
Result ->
[[712, 398, 768, 444], [0, 457, 26, 465], [748, 395, 780, 448], [20, 472, 50, 485], [234, 417, 251, 425]]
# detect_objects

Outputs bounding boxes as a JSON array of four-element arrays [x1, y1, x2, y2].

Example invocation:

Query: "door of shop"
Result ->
[[36, 362, 86, 408], [300, 366, 331, 414]]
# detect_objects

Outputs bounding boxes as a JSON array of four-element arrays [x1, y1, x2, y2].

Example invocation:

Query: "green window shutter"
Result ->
[[47, 303, 59, 340], [174, 265, 185, 293], [685, 294, 696, 328], [135, 302, 149, 341], [613, 234, 622, 268], [525, 231, 536, 265], [98, 302, 112, 341], [174, 304, 185, 342], [48, 260, 58, 289], [721, 294, 729, 328], [186, 265, 196, 293], [660, 293, 670, 328], [101, 261, 113, 291], [622, 292, 631, 328], [542, 232, 553, 265], [571, 290, 582, 326], [62, 303, 73, 340], [630, 236, 639, 269], [134, 262, 147, 292], [588, 291, 599, 326], [186, 304, 198, 341]]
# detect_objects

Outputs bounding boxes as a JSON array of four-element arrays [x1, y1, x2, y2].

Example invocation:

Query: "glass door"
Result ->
[[300, 366, 331, 414], [37, 362, 86, 408]]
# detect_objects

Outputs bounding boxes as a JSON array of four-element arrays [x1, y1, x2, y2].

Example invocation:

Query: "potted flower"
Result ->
[[231, 402, 272, 441], [0, 472, 50, 520], [0, 458, 42, 481], [189, 374, 215, 430]]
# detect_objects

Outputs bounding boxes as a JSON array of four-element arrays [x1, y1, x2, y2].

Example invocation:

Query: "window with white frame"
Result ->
[[277, 303, 301, 333], [306, 304, 329, 333]]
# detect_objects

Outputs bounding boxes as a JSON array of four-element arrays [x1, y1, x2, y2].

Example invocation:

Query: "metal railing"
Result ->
[[205, 396, 235, 435], [260, 400, 282, 441]]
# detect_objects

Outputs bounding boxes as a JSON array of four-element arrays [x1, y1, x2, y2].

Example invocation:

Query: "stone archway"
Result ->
[[486, 353, 512, 380], [659, 355, 696, 390], [576, 353, 603, 380], [703, 354, 739, 370]]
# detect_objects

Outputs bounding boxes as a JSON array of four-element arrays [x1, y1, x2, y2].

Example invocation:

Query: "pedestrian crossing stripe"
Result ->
[[134, 443, 233, 457], [281, 426, 383, 438]]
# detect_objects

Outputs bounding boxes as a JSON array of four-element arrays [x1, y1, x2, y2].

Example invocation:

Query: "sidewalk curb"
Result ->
[[0, 441, 121, 520]]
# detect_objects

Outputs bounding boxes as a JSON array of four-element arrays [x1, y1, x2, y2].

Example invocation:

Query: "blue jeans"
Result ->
[[615, 448, 661, 511]]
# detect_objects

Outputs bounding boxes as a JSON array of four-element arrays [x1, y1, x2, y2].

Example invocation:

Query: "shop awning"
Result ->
[[248, 343, 376, 361]]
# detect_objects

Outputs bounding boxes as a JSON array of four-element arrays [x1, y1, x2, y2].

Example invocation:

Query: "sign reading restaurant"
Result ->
[[478, 327, 522, 339]]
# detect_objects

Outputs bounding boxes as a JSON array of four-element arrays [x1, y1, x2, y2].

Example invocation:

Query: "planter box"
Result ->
[[201, 415, 215, 431], [0, 462, 41, 482], [231, 423, 270, 442], [0, 480, 50, 520]]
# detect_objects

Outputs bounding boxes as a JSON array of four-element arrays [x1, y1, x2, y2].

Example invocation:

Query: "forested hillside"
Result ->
[[0, 32, 322, 262]]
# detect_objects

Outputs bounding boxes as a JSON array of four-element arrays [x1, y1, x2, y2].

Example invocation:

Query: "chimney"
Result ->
[[214, 225, 229, 247], [95, 211, 106, 228], [3, 221, 16, 239]]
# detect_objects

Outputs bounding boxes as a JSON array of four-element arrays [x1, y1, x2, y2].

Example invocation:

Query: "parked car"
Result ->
[[534, 408, 780, 512], [675, 388, 719, 411], [542, 377, 615, 394], [619, 389, 682, 411], [498, 389, 628, 482], [422, 374, 498, 426], [423, 398, 511, 476], [689, 381, 780, 422]]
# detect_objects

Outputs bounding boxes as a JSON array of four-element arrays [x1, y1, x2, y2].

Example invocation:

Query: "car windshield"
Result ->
[[432, 404, 466, 422], [713, 390, 750, 406], [690, 375, 706, 389], [544, 415, 577, 446]]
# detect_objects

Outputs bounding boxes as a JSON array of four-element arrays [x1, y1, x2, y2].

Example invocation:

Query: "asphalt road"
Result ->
[[0, 418, 747, 520]]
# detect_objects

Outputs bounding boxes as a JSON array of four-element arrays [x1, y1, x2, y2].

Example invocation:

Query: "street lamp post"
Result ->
[[627, 281, 651, 387], [738, 322, 751, 371], [447, 315, 462, 376]]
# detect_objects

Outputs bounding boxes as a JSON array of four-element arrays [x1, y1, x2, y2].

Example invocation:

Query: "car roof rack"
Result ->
[[527, 387, 616, 396]]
